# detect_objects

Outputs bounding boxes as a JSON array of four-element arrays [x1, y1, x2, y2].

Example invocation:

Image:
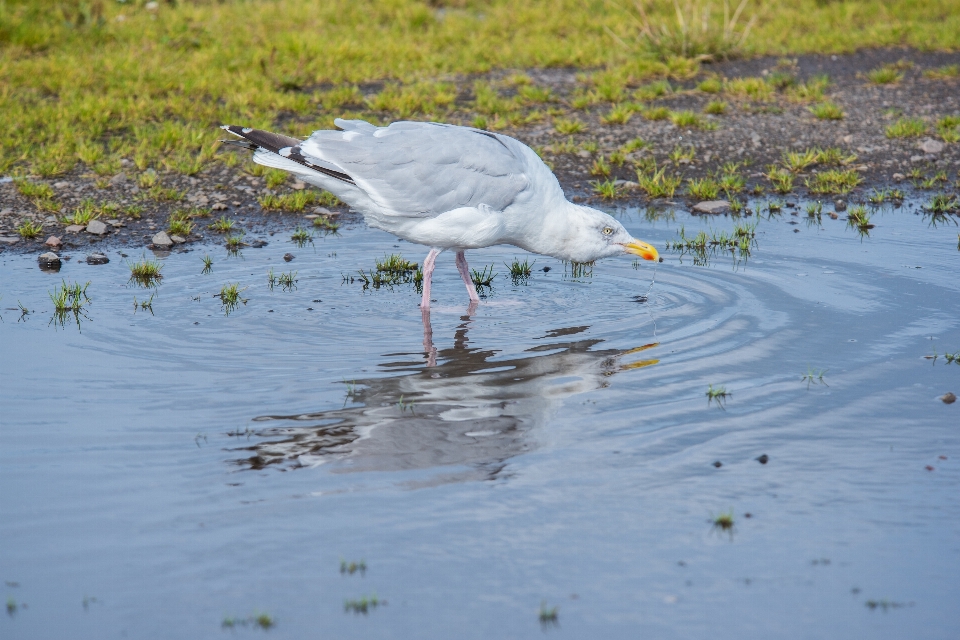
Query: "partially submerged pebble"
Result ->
[[44, 236, 62, 248], [941, 392, 956, 405], [249, 239, 268, 248], [170, 234, 186, 244], [756, 454, 769, 464], [834, 200, 846, 212], [692, 200, 731, 215], [283, 252, 295, 262], [65, 224, 85, 233], [38, 251, 61, 270], [86, 253, 109, 265], [86, 220, 109, 235], [151, 231, 173, 248], [712, 461, 722, 468]]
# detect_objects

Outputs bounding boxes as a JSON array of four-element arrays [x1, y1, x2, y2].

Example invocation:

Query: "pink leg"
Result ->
[[420, 248, 441, 309], [455, 251, 480, 303], [421, 307, 437, 367]]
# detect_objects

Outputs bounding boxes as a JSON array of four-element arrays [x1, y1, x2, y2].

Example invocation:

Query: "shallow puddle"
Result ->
[[2, 199, 959, 639]]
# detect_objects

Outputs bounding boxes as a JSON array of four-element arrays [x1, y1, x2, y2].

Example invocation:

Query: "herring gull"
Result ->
[[222, 120, 661, 307]]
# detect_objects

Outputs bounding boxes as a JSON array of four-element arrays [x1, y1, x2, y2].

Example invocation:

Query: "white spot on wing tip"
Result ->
[[242, 127, 253, 133], [279, 147, 292, 157]]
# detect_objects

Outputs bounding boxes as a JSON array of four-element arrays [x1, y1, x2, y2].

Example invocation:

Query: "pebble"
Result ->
[[86, 219, 109, 235], [892, 173, 905, 181], [941, 392, 956, 405], [109, 172, 128, 186], [290, 181, 306, 190], [834, 199, 847, 212], [283, 252, 295, 262], [692, 200, 730, 214], [53, 181, 71, 189], [38, 252, 61, 269], [65, 224, 85, 233], [212, 202, 228, 211], [712, 461, 723, 468], [919, 139, 944, 154], [170, 234, 186, 244], [151, 231, 173, 248], [86, 252, 109, 265], [0, 235, 19, 245], [249, 239, 268, 248], [44, 236, 62, 248], [756, 454, 769, 464]]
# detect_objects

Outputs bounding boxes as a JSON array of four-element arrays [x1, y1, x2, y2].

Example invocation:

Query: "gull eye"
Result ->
[[601, 227, 614, 236]]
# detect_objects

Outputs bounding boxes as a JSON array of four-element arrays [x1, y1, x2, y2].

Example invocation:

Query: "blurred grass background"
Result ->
[[1, 0, 958, 177]]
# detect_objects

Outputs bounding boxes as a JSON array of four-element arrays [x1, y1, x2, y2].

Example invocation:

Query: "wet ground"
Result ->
[[1, 196, 959, 638]]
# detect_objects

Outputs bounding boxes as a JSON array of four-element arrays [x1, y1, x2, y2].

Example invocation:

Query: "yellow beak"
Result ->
[[623, 239, 661, 262]]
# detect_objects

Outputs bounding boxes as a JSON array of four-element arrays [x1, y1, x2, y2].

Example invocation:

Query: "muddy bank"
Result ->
[[1, 47, 958, 257]]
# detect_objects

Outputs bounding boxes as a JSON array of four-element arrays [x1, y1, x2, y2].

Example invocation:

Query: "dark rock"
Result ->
[[941, 392, 956, 404], [712, 461, 722, 468], [756, 454, 769, 464], [834, 200, 846, 212], [86, 253, 109, 265], [250, 240, 268, 248], [542, 266, 551, 272], [283, 252, 295, 262], [38, 252, 61, 271]]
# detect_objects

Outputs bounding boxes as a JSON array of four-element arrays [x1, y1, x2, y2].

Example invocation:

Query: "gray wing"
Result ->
[[299, 120, 532, 217]]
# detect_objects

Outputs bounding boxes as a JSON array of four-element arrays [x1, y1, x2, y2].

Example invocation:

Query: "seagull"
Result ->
[[221, 119, 661, 308]]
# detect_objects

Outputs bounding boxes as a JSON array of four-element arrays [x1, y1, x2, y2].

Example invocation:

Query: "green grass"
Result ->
[[590, 156, 610, 177], [16, 219, 43, 239], [809, 101, 845, 120], [313, 216, 341, 232], [60, 199, 101, 225], [634, 79, 672, 100], [592, 179, 620, 199], [642, 106, 671, 121], [222, 612, 275, 630], [554, 117, 585, 135], [344, 594, 381, 614], [268, 268, 298, 291], [2, 0, 959, 178], [704, 100, 727, 115], [924, 64, 959, 79], [127, 256, 164, 287], [202, 254, 213, 274], [782, 149, 818, 173], [765, 167, 794, 193], [168, 217, 194, 236], [847, 204, 873, 232], [49, 280, 91, 328], [471, 265, 497, 289], [806, 169, 862, 194], [208, 216, 235, 233], [886, 117, 928, 138], [340, 559, 368, 575], [600, 103, 634, 125], [814, 147, 857, 165], [670, 110, 715, 129], [801, 366, 828, 387], [538, 601, 559, 625], [291, 226, 313, 246], [713, 509, 735, 531], [506, 257, 535, 283], [637, 167, 682, 198], [259, 190, 319, 212], [706, 384, 729, 408], [867, 65, 904, 84], [686, 177, 720, 200], [217, 283, 248, 314]]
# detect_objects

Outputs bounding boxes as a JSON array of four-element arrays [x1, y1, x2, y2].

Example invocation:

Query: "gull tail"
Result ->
[[219, 125, 355, 185]]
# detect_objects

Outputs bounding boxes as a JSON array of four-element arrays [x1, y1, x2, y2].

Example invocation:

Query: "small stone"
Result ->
[[291, 181, 306, 190], [692, 200, 731, 214], [910, 155, 924, 163], [304, 214, 319, 219], [892, 173, 905, 181], [170, 235, 186, 244], [542, 266, 551, 272], [712, 461, 723, 468], [828, 212, 838, 220], [941, 392, 956, 404], [86, 219, 109, 235], [232, 201, 242, 206], [53, 181, 71, 189], [151, 231, 173, 248], [0, 235, 20, 245], [919, 139, 945, 154], [212, 202, 228, 211], [38, 252, 61, 268], [44, 236, 62, 248], [283, 252, 295, 262], [834, 200, 847, 212], [756, 454, 769, 464], [86, 252, 109, 265], [249, 239, 268, 248], [66, 224, 85, 233], [109, 172, 128, 186]]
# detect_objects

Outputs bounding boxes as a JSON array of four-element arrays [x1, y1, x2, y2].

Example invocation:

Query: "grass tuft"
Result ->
[[16, 220, 44, 239], [128, 257, 164, 287], [706, 384, 730, 408], [885, 117, 928, 138], [806, 169, 862, 194], [506, 257, 535, 284], [809, 101, 844, 120]]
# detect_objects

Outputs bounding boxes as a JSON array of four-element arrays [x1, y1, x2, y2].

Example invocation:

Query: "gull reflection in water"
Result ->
[[234, 304, 658, 483]]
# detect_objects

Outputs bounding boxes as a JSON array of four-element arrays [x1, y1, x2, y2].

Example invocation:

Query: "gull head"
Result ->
[[557, 205, 661, 264]]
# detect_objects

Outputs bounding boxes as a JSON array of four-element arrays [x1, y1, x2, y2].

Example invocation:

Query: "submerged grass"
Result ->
[[127, 256, 164, 287], [49, 280, 91, 329]]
